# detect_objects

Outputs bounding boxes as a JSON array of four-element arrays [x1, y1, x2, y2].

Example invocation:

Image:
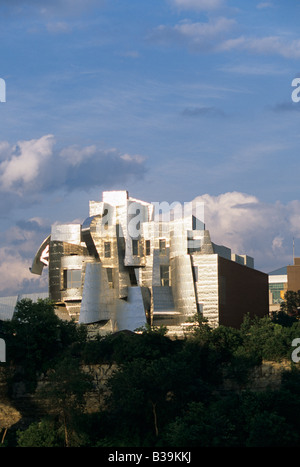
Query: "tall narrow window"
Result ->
[[193, 265, 199, 282], [145, 239, 151, 256], [132, 239, 139, 256], [106, 268, 114, 288], [159, 239, 166, 255], [104, 242, 111, 258], [103, 208, 109, 230], [160, 265, 170, 287]]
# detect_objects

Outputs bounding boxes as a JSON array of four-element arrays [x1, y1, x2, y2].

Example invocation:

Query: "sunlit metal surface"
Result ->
[[79, 262, 113, 324], [29, 190, 268, 333]]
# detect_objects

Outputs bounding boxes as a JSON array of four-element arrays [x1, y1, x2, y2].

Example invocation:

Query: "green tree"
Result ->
[[280, 290, 300, 318], [239, 315, 288, 361], [245, 411, 297, 447], [16, 419, 64, 447], [164, 401, 237, 447], [37, 355, 93, 447], [3, 298, 87, 390]]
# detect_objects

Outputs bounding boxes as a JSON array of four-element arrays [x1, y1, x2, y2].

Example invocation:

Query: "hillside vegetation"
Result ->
[[1, 298, 300, 447]]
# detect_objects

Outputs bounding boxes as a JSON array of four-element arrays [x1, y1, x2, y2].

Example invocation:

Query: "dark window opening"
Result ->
[[160, 265, 170, 287], [106, 268, 114, 288], [192, 265, 198, 282], [103, 208, 109, 229], [145, 240, 151, 256], [159, 239, 166, 255], [132, 239, 139, 256], [104, 242, 111, 258], [129, 267, 138, 286]]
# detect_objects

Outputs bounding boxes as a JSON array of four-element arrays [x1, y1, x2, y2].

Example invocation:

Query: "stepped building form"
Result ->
[[30, 190, 268, 335]]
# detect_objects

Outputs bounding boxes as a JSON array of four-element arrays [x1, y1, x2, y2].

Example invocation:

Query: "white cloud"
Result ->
[[120, 153, 145, 164], [169, 0, 225, 11], [0, 247, 47, 295], [0, 134, 55, 193], [0, 135, 146, 198], [219, 35, 300, 59], [150, 17, 236, 50], [194, 192, 299, 272], [59, 144, 97, 166], [272, 236, 283, 252]]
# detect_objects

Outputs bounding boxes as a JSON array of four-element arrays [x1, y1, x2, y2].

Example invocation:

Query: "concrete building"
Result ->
[[29, 190, 269, 335]]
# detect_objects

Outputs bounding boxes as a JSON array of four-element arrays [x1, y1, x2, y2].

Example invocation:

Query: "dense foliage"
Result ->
[[1, 298, 300, 447]]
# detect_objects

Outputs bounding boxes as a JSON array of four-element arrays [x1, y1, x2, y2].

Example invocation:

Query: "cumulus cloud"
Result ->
[[0, 246, 48, 296], [59, 144, 97, 166], [0, 216, 53, 295], [194, 192, 299, 272], [0, 135, 147, 202], [0, 134, 54, 194]]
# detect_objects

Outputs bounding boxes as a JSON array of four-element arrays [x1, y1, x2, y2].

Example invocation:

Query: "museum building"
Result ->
[[29, 190, 269, 335]]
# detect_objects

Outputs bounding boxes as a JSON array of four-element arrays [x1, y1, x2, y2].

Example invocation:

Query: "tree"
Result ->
[[280, 290, 300, 318], [3, 298, 88, 391], [37, 355, 93, 447], [16, 419, 64, 447], [245, 411, 297, 447], [164, 401, 237, 447]]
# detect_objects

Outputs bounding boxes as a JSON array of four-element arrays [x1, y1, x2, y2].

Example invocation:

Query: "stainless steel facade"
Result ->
[[30, 190, 268, 334]]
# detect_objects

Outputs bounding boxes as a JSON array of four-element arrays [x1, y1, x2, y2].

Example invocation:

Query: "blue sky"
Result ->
[[1, 0, 300, 295]]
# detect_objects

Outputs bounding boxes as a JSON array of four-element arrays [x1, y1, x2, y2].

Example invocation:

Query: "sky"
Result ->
[[1, 0, 300, 296]]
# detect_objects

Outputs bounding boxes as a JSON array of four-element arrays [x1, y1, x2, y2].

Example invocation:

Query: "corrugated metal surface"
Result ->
[[192, 254, 219, 328]]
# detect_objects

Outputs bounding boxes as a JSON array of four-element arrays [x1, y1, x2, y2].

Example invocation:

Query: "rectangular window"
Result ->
[[145, 240, 151, 256], [103, 209, 109, 230], [160, 265, 170, 287], [188, 239, 202, 254], [63, 269, 81, 289], [193, 265, 198, 282], [269, 283, 285, 304], [159, 239, 166, 255], [106, 268, 114, 288], [132, 239, 139, 256], [104, 242, 111, 258], [129, 267, 138, 286]]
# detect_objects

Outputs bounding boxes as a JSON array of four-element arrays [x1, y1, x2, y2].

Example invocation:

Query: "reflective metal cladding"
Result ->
[[30, 190, 269, 335]]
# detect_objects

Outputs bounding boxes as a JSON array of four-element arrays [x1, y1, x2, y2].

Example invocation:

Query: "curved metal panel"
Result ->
[[30, 235, 50, 275]]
